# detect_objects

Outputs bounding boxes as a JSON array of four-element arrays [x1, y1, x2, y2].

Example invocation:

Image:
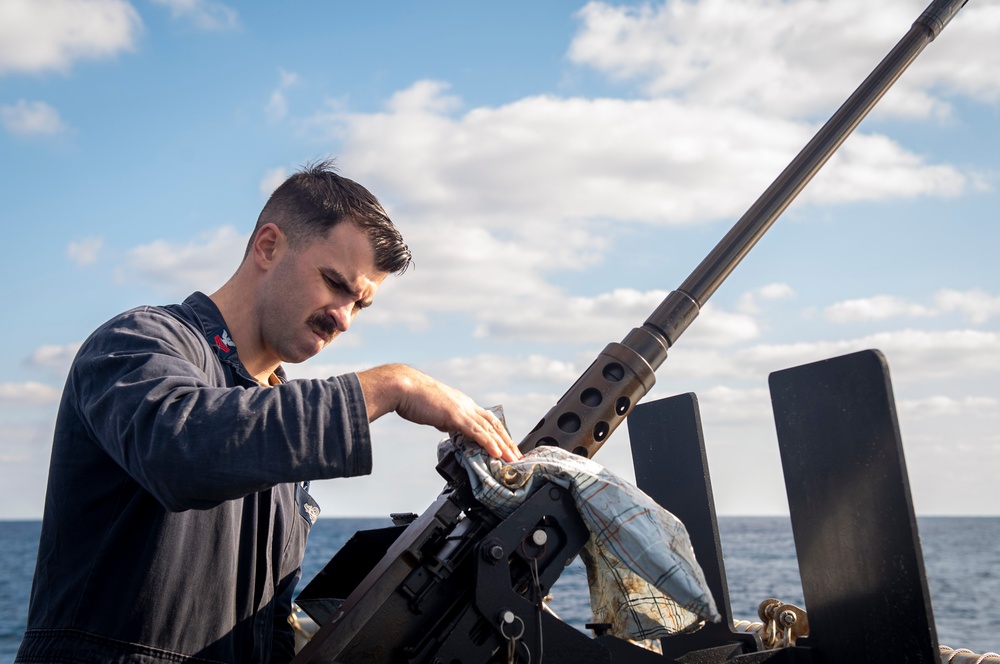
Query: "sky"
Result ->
[[1, 0, 998, 521]]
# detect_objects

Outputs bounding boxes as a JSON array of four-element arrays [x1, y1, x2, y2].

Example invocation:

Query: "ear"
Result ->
[[251, 223, 286, 270]]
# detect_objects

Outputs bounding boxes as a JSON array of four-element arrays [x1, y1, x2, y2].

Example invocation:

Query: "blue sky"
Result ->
[[1, 0, 998, 520]]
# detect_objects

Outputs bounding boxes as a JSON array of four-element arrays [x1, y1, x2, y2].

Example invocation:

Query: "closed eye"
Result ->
[[323, 274, 347, 293], [323, 271, 372, 314]]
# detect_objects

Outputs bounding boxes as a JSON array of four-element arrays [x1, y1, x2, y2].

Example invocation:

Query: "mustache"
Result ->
[[307, 313, 339, 339]]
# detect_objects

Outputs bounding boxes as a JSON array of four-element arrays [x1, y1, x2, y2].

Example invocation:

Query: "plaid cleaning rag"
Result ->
[[438, 433, 721, 642]]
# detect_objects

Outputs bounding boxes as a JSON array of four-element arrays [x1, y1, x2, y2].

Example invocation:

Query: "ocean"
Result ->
[[2, 516, 998, 661]]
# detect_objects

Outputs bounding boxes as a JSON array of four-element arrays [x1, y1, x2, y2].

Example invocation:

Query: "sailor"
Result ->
[[15, 160, 521, 664]]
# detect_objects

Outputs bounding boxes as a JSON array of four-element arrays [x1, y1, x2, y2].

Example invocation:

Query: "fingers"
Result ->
[[468, 407, 521, 463]]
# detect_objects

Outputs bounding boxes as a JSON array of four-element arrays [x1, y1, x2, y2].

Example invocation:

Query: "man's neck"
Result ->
[[209, 279, 279, 385]]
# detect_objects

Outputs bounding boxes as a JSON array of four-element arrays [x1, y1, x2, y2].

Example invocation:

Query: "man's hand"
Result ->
[[356, 364, 522, 462]]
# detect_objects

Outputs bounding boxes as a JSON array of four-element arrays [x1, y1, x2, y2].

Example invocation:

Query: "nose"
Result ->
[[327, 300, 355, 333]]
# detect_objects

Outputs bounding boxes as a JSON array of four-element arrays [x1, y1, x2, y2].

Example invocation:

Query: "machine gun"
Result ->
[[291, 1, 970, 662]]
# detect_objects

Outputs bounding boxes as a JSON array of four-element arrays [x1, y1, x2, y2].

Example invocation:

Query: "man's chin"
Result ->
[[303, 331, 338, 357], [282, 340, 330, 365]]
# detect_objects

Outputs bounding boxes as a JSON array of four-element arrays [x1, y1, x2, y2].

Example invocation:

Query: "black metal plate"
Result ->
[[769, 349, 938, 662]]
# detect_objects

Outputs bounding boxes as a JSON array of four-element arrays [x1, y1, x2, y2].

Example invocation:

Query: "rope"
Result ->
[[730, 601, 999, 663], [939, 646, 1000, 664]]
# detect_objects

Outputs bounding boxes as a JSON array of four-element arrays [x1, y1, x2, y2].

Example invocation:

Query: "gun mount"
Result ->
[[291, 1, 974, 662]]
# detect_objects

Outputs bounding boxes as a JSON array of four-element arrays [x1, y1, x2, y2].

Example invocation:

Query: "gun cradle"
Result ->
[[293, 454, 626, 663]]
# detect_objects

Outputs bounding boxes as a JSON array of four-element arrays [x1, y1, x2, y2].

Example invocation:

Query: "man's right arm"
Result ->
[[72, 307, 372, 511]]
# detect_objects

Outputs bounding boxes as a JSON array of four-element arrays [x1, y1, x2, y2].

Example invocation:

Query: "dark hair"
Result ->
[[248, 159, 411, 274]]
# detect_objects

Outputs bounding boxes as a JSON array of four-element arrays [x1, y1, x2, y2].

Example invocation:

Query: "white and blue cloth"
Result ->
[[439, 427, 721, 644]]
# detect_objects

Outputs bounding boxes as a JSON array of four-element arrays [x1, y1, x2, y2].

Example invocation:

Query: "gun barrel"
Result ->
[[519, 0, 969, 459]]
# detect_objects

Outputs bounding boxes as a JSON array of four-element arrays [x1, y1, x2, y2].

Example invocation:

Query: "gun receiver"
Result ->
[[291, 2, 969, 662]]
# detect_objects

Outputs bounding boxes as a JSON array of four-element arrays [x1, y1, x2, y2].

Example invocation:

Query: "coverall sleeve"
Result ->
[[70, 305, 373, 512]]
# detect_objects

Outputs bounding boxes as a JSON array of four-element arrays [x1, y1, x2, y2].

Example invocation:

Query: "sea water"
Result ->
[[2, 517, 998, 660]]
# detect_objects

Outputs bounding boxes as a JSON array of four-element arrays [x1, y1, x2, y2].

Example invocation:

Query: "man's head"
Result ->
[[214, 161, 412, 380], [248, 159, 411, 275]]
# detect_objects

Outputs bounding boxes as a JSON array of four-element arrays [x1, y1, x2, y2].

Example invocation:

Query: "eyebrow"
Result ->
[[321, 267, 375, 308]]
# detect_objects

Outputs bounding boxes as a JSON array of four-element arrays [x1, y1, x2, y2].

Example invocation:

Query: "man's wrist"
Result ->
[[357, 364, 408, 421]]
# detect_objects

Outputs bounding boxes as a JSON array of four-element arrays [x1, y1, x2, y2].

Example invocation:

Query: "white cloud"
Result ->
[[0, 381, 62, 407], [0, 100, 69, 136], [873, 329, 1000, 380], [473, 288, 668, 344], [266, 91, 289, 123], [568, 0, 1000, 118], [282, 353, 568, 444], [824, 289, 1000, 324], [287, 353, 577, 398], [281, 358, 369, 384], [278, 2, 986, 344], [265, 68, 300, 122], [259, 166, 287, 198], [0, 0, 141, 75], [308, 81, 969, 234], [152, 0, 239, 31], [438, 354, 580, 392], [359, 214, 761, 347], [469, 289, 759, 347], [118, 225, 246, 296], [738, 282, 795, 314], [649, 327, 1000, 387], [898, 395, 1000, 419], [903, 0, 1000, 105], [651, 346, 744, 382], [825, 294, 935, 322], [294, 322, 1000, 518], [0, 418, 56, 518], [757, 283, 795, 300], [804, 132, 966, 202], [782, 329, 1000, 383], [288, 344, 578, 437], [686, 304, 762, 346], [695, 385, 773, 425], [277, 68, 299, 89], [934, 288, 1000, 324], [386, 79, 463, 114], [27, 342, 82, 374], [359, 218, 596, 332], [67, 236, 104, 266]]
